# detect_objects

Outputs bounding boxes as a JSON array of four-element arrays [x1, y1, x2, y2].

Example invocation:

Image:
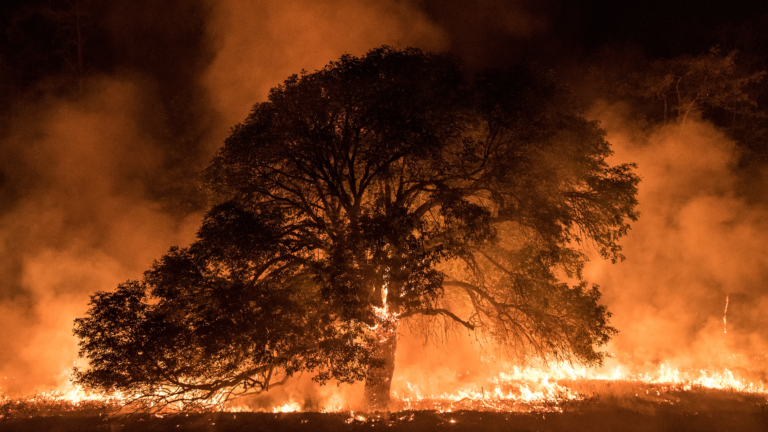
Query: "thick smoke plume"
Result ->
[[0, 78, 203, 394], [201, 0, 448, 139], [585, 103, 768, 374]]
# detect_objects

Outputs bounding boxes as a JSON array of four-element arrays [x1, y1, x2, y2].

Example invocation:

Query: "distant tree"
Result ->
[[74, 47, 639, 411], [640, 47, 765, 125], [715, 17, 768, 161], [579, 44, 768, 162]]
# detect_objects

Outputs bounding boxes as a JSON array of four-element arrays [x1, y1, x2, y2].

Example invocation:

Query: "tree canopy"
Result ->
[[580, 45, 767, 161], [73, 46, 640, 411], [639, 47, 765, 125]]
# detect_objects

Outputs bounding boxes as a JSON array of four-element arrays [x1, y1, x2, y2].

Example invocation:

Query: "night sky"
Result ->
[[2, 0, 768, 397]]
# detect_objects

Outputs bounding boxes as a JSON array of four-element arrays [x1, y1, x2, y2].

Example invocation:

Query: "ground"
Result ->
[[2, 407, 768, 431], [3, 384, 768, 431]]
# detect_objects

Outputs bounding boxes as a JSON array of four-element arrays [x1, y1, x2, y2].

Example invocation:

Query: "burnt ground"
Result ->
[[1, 409, 768, 432], [2, 388, 768, 432]]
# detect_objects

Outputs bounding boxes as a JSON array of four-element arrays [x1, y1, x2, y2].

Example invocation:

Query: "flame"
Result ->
[[2, 361, 766, 418], [393, 366, 583, 412], [370, 282, 400, 341], [390, 363, 767, 412], [272, 401, 300, 413]]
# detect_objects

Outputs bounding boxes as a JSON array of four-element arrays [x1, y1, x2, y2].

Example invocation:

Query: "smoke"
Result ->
[[416, 0, 553, 71], [584, 102, 768, 373], [0, 0, 451, 397], [2, 0, 766, 406], [201, 0, 449, 137], [380, 103, 768, 405], [0, 77, 205, 395]]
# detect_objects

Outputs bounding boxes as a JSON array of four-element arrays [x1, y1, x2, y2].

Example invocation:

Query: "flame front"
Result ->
[[5, 361, 764, 418], [390, 363, 767, 412]]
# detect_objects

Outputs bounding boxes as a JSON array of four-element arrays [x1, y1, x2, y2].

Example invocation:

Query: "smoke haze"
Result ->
[[201, 0, 448, 137], [1, 0, 768, 406], [584, 104, 768, 374], [383, 106, 768, 407], [0, 0, 451, 396], [0, 78, 204, 394]]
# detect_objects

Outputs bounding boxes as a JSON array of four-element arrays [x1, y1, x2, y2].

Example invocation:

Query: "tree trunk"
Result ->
[[364, 327, 398, 411]]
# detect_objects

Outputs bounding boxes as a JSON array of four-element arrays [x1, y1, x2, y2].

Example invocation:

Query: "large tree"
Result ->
[[74, 47, 639, 411]]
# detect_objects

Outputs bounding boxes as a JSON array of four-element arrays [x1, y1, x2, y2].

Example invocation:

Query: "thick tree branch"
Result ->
[[400, 308, 475, 330]]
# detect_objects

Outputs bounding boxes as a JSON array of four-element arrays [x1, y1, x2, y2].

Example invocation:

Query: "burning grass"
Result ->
[[0, 389, 121, 419], [390, 364, 768, 414], [2, 385, 767, 431], [2, 364, 767, 420]]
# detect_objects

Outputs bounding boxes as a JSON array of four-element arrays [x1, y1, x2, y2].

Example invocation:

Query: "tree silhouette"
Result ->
[[641, 47, 765, 125], [74, 47, 640, 411]]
